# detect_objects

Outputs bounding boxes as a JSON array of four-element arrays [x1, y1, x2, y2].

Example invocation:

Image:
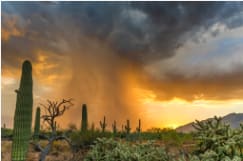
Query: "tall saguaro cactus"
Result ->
[[34, 107, 41, 141], [81, 104, 88, 131], [12, 60, 33, 161]]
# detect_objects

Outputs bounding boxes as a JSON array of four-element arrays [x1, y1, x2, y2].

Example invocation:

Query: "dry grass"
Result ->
[[1, 140, 11, 161]]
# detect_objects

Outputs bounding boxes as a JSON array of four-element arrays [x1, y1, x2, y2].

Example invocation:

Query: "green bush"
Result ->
[[135, 128, 193, 146], [84, 137, 172, 161], [1, 127, 13, 138], [82, 117, 243, 161], [178, 117, 243, 161], [70, 130, 113, 148], [192, 117, 243, 160]]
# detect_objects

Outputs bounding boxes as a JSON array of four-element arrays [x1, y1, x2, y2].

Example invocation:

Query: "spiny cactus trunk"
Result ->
[[81, 104, 88, 132], [34, 107, 40, 141], [12, 60, 33, 161]]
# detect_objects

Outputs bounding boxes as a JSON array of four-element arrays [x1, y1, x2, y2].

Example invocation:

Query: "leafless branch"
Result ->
[[36, 98, 74, 161], [40, 98, 73, 131]]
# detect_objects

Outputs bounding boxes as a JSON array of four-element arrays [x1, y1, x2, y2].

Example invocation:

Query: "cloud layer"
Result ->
[[2, 2, 243, 128]]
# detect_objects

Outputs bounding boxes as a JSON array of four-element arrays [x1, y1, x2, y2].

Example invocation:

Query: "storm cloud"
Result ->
[[3, 2, 243, 64], [2, 2, 243, 129]]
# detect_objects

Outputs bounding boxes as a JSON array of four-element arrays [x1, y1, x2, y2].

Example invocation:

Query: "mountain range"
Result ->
[[176, 113, 243, 133]]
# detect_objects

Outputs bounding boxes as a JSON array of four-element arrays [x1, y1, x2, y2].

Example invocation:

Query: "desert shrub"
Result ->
[[195, 118, 242, 157], [179, 117, 243, 161], [67, 123, 77, 133], [84, 137, 172, 161], [1, 128, 13, 139], [82, 119, 241, 161], [132, 128, 193, 147], [160, 129, 193, 146], [178, 152, 242, 161], [51, 140, 70, 152], [70, 130, 113, 148]]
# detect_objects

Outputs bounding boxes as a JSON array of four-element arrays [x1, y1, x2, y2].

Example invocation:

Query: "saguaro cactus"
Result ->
[[125, 120, 131, 134], [100, 116, 107, 132], [34, 107, 40, 141], [81, 104, 88, 131], [12, 60, 33, 161], [112, 121, 117, 134], [136, 119, 141, 133]]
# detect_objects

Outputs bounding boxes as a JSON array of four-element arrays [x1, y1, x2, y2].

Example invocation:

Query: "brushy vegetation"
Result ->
[[82, 117, 243, 161], [6, 116, 242, 161], [1, 127, 13, 139], [84, 138, 172, 161], [189, 117, 243, 161], [68, 127, 192, 148]]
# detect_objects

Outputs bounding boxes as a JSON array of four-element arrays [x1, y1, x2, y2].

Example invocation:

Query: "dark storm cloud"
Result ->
[[2, 2, 243, 65], [2, 2, 243, 129]]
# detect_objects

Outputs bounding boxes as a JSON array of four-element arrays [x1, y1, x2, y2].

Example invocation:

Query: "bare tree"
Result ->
[[33, 98, 74, 161]]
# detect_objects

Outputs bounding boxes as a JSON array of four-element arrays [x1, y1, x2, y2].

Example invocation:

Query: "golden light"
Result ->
[[165, 124, 180, 129], [130, 87, 243, 130], [133, 88, 157, 104], [163, 97, 188, 105]]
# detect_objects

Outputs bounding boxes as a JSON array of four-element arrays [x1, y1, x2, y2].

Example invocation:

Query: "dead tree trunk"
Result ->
[[33, 99, 73, 161]]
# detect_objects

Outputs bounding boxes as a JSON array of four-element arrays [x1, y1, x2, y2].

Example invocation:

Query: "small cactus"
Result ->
[[136, 119, 141, 133], [112, 121, 117, 134], [99, 116, 107, 132], [33, 107, 40, 141], [81, 104, 88, 132], [124, 120, 131, 134]]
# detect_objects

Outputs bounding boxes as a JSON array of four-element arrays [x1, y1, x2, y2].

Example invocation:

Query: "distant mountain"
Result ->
[[176, 113, 243, 133]]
